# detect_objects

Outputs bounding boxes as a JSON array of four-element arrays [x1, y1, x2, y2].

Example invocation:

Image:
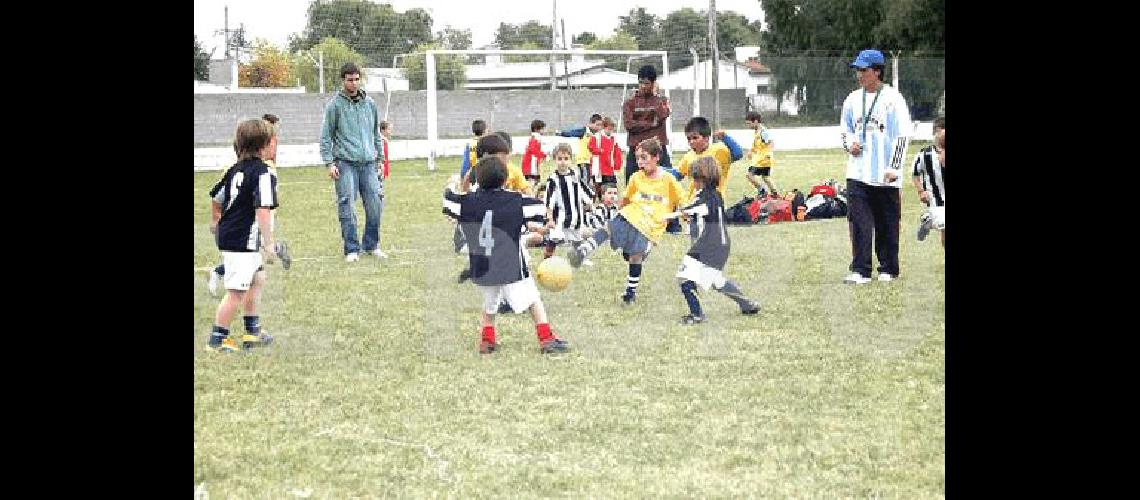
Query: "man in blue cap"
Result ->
[[839, 49, 913, 285]]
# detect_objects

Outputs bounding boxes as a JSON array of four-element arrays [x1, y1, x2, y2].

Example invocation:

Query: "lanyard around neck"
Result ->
[[861, 86, 882, 143]]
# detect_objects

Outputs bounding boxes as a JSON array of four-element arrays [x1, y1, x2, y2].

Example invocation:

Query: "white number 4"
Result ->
[[478, 210, 495, 255]]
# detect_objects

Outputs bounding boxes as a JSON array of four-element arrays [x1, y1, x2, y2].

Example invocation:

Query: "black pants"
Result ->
[[846, 179, 901, 277]]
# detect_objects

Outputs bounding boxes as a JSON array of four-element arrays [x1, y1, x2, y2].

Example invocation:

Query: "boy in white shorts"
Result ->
[[674, 157, 761, 324], [443, 155, 571, 355], [206, 118, 281, 353]]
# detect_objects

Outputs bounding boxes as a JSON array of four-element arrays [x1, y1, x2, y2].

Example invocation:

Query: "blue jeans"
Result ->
[[333, 160, 384, 255]]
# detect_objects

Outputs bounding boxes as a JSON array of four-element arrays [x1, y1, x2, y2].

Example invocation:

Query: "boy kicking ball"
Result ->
[[443, 156, 571, 355]]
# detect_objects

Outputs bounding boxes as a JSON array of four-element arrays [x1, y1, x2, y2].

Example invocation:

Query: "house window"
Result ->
[[756, 84, 769, 94]]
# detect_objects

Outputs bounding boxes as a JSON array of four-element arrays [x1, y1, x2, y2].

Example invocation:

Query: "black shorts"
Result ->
[[525, 174, 541, 182], [599, 174, 618, 186], [748, 166, 772, 176]]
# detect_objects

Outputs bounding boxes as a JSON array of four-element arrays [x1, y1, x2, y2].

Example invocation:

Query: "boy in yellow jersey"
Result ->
[[567, 138, 685, 305], [460, 119, 487, 180], [676, 116, 744, 201], [743, 111, 777, 196]]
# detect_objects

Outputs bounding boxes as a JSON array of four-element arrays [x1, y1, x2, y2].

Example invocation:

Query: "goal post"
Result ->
[[424, 49, 669, 171]]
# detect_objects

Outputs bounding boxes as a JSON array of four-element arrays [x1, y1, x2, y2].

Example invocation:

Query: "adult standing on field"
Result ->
[[839, 49, 912, 285], [622, 64, 673, 183], [321, 62, 387, 263]]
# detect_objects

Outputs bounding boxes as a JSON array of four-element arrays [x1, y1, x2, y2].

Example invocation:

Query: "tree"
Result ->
[[436, 26, 472, 50], [572, 32, 597, 46], [194, 34, 212, 81], [758, 0, 945, 121], [617, 8, 660, 53], [290, 0, 434, 67], [239, 39, 294, 88], [290, 37, 366, 93], [494, 21, 553, 63], [400, 43, 467, 91], [658, 8, 708, 71], [586, 31, 639, 70]]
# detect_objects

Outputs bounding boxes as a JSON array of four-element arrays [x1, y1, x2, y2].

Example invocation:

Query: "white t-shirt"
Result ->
[[840, 84, 912, 188]]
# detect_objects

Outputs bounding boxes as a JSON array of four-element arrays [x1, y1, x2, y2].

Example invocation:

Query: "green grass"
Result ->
[[194, 145, 944, 498]]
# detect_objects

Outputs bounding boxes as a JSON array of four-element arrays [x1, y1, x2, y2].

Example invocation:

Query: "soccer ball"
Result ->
[[536, 256, 573, 292]]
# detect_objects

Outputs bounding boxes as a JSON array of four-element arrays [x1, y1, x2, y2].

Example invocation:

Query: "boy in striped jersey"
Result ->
[[587, 183, 620, 235], [839, 49, 912, 284], [542, 143, 595, 260], [555, 113, 603, 192], [674, 157, 761, 324], [567, 138, 686, 305], [205, 118, 280, 353], [443, 155, 571, 355], [912, 117, 945, 246]]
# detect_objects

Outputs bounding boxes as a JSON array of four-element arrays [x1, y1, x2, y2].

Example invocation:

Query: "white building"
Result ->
[[363, 68, 410, 93], [658, 57, 800, 116], [461, 47, 637, 90]]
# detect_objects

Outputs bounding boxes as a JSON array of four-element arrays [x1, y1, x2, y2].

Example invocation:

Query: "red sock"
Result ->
[[482, 325, 496, 344], [535, 323, 554, 343]]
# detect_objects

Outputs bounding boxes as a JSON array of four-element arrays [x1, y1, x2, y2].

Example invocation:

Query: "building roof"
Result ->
[[465, 59, 607, 81]]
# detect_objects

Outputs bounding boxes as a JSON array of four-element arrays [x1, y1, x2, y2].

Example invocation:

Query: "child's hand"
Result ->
[[918, 190, 930, 204], [260, 244, 277, 265], [713, 130, 726, 140], [209, 223, 217, 235]]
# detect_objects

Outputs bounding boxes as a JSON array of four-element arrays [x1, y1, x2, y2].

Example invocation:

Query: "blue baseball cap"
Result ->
[[850, 49, 885, 68]]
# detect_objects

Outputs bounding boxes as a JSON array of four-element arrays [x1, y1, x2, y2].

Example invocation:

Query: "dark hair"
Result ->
[[601, 182, 618, 193], [472, 119, 487, 136], [636, 137, 662, 158], [745, 111, 763, 123], [870, 64, 886, 81], [476, 134, 510, 158], [262, 113, 279, 125], [530, 119, 546, 132], [475, 156, 508, 190], [379, 120, 390, 132], [340, 62, 361, 79], [637, 64, 657, 82], [589, 113, 603, 123], [602, 116, 615, 128], [691, 156, 721, 191], [684, 117, 712, 137], [934, 116, 946, 131], [234, 118, 273, 160], [494, 131, 512, 149]]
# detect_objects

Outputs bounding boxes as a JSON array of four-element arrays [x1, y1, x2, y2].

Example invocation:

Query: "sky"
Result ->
[[194, 0, 766, 60]]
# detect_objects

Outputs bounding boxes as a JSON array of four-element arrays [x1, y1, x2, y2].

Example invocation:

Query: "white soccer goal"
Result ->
[[423, 49, 669, 171]]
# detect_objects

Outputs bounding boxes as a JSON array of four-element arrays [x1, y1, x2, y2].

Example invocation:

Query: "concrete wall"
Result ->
[[193, 88, 748, 146], [194, 122, 936, 171]]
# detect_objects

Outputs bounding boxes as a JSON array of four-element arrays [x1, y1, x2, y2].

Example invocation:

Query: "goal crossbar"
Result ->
[[423, 49, 669, 170]]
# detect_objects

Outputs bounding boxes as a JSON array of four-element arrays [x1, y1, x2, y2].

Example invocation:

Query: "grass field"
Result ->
[[193, 145, 944, 498]]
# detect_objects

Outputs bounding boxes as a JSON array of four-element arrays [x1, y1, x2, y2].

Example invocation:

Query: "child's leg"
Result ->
[[543, 240, 557, 259], [239, 269, 274, 345], [210, 289, 246, 347], [762, 175, 777, 193], [527, 299, 568, 351], [240, 269, 267, 316], [940, 228, 945, 247], [680, 280, 703, 318], [570, 225, 609, 265], [623, 253, 644, 300], [713, 279, 760, 313]]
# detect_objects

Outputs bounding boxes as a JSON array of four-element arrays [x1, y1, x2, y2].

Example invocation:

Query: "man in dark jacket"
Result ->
[[622, 65, 673, 183]]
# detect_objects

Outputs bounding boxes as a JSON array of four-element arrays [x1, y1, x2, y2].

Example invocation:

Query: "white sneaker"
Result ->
[[843, 272, 871, 285], [369, 248, 388, 259], [345, 252, 360, 263], [878, 273, 895, 282], [207, 269, 221, 296]]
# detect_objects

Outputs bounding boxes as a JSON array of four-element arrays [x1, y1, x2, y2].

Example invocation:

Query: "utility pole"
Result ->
[[561, 18, 570, 89], [708, 1, 720, 128], [550, 0, 558, 90]]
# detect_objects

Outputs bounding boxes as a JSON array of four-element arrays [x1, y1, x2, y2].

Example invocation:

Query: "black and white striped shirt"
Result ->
[[911, 145, 945, 207], [443, 187, 546, 286], [589, 203, 618, 229], [209, 158, 278, 252], [544, 170, 592, 230]]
